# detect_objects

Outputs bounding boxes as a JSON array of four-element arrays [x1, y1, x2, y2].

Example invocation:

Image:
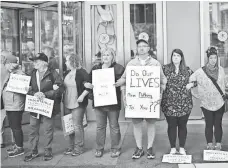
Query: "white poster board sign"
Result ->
[[25, 95, 54, 118], [92, 68, 117, 107], [62, 113, 75, 136], [204, 150, 228, 161], [6, 74, 31, 94], [125, 66, 160, 118], [162, 154, 192, 164]]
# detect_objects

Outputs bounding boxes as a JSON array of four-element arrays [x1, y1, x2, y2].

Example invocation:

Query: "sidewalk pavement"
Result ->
[[1, 119, 228, 168]]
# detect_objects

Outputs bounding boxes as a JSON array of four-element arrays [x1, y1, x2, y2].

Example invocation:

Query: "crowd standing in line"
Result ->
[[0, 44, 227, 162]]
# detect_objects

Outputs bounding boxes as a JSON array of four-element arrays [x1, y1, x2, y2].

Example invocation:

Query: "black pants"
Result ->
[[7, 111, 23, 148], [201, 105, 225, 143], [165, 114, 190, 148]]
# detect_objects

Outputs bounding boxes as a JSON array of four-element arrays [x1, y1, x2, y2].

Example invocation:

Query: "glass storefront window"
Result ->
[[62, 1, 83, 71], [130, 4, 157, 59], [209, 2, 228, 87], [20, 10, 35, 74], [40, 5, 59, 71], [90, 5, 117, 65], [1, 8, 19, 59]]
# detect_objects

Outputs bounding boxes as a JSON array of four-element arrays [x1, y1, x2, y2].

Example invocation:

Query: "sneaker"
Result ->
[[179, 148, 186, 155], [206, 143, 214, 150], [43, 149, 53, 161], [6, 144, 16, 153], [64, 147, 73, 155], [214, 143, 222, 151], [132, 147, 144, 159], [71, 149, 83, 156], [24, 151, 39, 162], [147, 147, 155, 159], [170, 148, 177, 154], [111, 149, 121, 158], [8, 147, 24, 157], [95, 149, 104, 158]]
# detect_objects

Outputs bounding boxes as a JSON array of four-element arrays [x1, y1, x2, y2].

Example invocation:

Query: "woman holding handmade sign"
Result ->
[[62, 54, 91, 156], [189, 47, 226, 151], [86, 47, 125, 158], [24, 53, 64, 162], [115, 39, 167, 159], [161, 49, 197, 155], [2, 54, 27, 157]]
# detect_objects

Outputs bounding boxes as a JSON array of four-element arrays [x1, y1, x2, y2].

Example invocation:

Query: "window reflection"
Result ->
[[130, 4, 157, 59], [1, 8, 19, 58]]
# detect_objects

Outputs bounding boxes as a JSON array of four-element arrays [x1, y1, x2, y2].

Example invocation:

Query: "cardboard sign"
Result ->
[[204, 150, 228, 161], [25, 95, 54, 118], [62, 113, 88, 136], [92, 68, 117, 107], [6, 74, 31, 94], [62, 113, 75, 136], [162, 154, 192, 164], [125, 66, 160, 118]]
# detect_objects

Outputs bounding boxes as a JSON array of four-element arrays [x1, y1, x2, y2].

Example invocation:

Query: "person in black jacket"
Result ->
[[24, 53, 64, 162], [86, 47, 125, 158], [62, 54, 91, 157]]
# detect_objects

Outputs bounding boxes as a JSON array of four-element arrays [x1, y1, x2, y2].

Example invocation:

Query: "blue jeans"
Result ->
[[28, 115, 54, 153], [65, 107, 85, 151], [95, 108, 121, 150]]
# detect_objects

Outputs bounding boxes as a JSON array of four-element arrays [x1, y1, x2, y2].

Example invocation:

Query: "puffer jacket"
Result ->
[[28, 68, 64, 118], [2, 68, 26, 111]]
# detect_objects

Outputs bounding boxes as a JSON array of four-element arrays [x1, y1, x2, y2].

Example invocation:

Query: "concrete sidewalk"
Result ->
[[1, 120, 228, 168]]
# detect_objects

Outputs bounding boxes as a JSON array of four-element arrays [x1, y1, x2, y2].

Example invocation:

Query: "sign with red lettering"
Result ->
[[25, 95, 54, 118], [125, 66, 160, 118]]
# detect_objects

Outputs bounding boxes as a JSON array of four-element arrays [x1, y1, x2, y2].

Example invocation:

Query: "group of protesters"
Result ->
[[0, 38, 226, 162]]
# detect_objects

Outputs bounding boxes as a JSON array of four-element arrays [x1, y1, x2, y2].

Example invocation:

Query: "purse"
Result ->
[[202, 66, 226, 101]]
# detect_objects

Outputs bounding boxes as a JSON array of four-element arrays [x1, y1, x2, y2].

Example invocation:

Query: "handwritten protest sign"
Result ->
[[204, 150, 228, 161], [125, 66, 160, 118], [25, 95, 54, 118], [6, 74, 31, 94], [62, 113, 75, 136], [162, 154, 192, 164], [92, 68, 117, 107]]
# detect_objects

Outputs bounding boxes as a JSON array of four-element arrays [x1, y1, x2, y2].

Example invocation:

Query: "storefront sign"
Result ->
[[218, 31, 228, 42], [92, 68, 117, 107], [125, 66, 160, 118], [6, 74, 31, 94], [162, 154, 192, 164], [204, 150, 228, 161], [25, 95, 54, 118]]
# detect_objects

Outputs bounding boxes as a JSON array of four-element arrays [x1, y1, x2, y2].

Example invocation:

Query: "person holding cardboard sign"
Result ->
[[189, 47, 226, 151], [2, 53, 26, 157], [161, 49, 196, 155], [62, 54, 91, 157], [24, 53, 64, 162], [115, 39, 167, 159], [85, 47, 125, 158]]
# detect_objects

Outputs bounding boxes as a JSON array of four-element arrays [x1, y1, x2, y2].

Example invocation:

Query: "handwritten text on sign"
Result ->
[[92, 68, 117, 107], [162, 154, 192, 164], [125, 66, 160, 118], [25, 95, 54, 118], [62, 113, 75, 136], [6, 74, 31, 94], [204, 150, 228, 161]]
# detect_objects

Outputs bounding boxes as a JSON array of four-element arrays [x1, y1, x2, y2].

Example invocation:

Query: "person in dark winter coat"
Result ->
[[24, 53, 64, 162]]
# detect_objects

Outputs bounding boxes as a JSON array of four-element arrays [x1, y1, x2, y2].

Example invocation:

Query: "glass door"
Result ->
[[123, 1, 164, 64]]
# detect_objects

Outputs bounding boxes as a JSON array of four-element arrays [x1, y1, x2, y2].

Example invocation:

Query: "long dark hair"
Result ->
[[170, 49, 188, 75]]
